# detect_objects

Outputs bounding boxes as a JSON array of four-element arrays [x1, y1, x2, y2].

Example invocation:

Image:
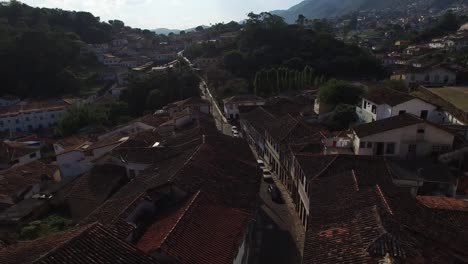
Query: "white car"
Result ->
[[257, 160, 265, 170], [262, 169, 273, 181], [233, 131, 240, 138]]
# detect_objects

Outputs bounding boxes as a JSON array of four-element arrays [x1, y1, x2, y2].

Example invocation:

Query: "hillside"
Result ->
[[0, 1, 112, 97], [272, 0, 461, 23]]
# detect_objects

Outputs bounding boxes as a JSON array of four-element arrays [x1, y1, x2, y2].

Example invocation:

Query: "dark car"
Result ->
[[268, 184, 282, 202]]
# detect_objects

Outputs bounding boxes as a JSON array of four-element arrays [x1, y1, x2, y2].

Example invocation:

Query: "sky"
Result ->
[[22, 0, 301, 29]]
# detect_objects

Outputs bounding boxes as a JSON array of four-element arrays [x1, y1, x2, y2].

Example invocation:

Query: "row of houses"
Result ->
[[0, 97, 260, 264], [0, 98, 76, 133], [239, 92, 468, 263]]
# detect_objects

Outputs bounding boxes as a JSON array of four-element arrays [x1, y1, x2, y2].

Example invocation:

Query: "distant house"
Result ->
[[0, 140, 42, 170], [223, 95, 265, 120], [165, 97, 211, 118], [99, 54, 122, 66], [391, 64, 457, 87], [111, 38, 128, 47], [0, 99, 71, 132], [56, 135, 130, 178], [356, 85, 440, 124], [414, 86, 468, 125], [352, 114, 454, 158], [0, 95, 19, 108], [66, 164, 128, 220], [0, 161, 60, 209]]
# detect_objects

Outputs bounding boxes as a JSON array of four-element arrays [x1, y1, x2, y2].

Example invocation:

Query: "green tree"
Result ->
[[318, 80, 364, 106], [195, 26, 204, 32], [223, 50, 245, 74], [330, 104, 357, 130], [146, 89, 164, 111], [296, 14, 306, 28]]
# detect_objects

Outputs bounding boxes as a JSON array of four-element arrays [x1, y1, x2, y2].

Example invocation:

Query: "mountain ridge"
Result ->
[[272, 0, 461, 23]]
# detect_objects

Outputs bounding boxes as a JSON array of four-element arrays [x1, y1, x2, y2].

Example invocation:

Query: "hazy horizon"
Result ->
[[21, 0, 301, 30]]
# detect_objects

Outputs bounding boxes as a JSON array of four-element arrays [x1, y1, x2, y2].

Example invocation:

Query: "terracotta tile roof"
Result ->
[[240, 106, 277, 135], [137, 114, 170, 128], [417, 196, 468, 212], [0, 161, 58, 200], [166, 134, 261, 210], [0, 223, 159, 264], [137, 192, 199, 253], [223, 94, 264, 104], [81, 146, 200, 238], [167, 97, 210, 108], [55, 135, 89, 149], [0, 99, 71, 117], [363, 85, 415, 106], [66, 164, 128, 218], [0, 141, 38, 163], [159, 193, 251, 264], [303, 157, 468, 263], [352, 113, 424, 138]]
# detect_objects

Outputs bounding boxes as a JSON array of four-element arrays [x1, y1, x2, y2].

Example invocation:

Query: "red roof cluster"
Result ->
[[0, 223, 159, 264]]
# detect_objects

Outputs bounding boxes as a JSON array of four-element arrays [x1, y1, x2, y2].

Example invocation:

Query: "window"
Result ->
[[129, 169, 136, 178], [15, 119, 19, 124], [367, 142, 373, 148], [420, 110, 428, 120], [362, 100, 366, 109], [386, 143, 396, 154], [424, 75, 430, 82], [26, 117, 30, 121], [408, 144, 417, 153], [360, 142, 366, 148], [410, 74, 415, 81], [0, 121, 3, 126], [432, 145, 450, 153], [399, 110, 406, 115], [51, 114, 55, 118], [371, 105, 377, 114], [29, 152, 37, 158], [444, 75, 449, 83]]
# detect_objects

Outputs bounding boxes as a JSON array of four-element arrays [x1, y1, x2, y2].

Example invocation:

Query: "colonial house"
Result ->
[[99, 54, 122, 66], [0, 140, 42, 170], [165, 97, 211, 118], [352, 114, 455, 158], [0, 161, 60, 211], [414, 86, 468, 125], [55, 134, 130, 177], [0, 99, 72, 132], [356, 85, 440, 124], [301, 156, 468, 264], [223, 95, 265, 120], [391, 64, 457, 87], [0, 96, 19, 108]]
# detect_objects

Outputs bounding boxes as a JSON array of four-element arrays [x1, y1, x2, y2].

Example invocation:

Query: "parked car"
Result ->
[[231, 126, 238, 132], [268, 184, 282, 202], [257, 160, 265, 170], [233, 131, 240, 138], [262, 169, 272, 181]]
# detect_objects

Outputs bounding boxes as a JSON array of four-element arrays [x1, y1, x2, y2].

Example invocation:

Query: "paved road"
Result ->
[[255, 180, 301, 264], [198, 81, 232, 136]]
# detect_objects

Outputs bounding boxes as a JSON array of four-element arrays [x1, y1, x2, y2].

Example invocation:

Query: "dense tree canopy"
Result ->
[[185, 12, 384, 99], [121, 65, 200, 116], [318, 79, 365, 106], [0, 1, 112, 97]]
